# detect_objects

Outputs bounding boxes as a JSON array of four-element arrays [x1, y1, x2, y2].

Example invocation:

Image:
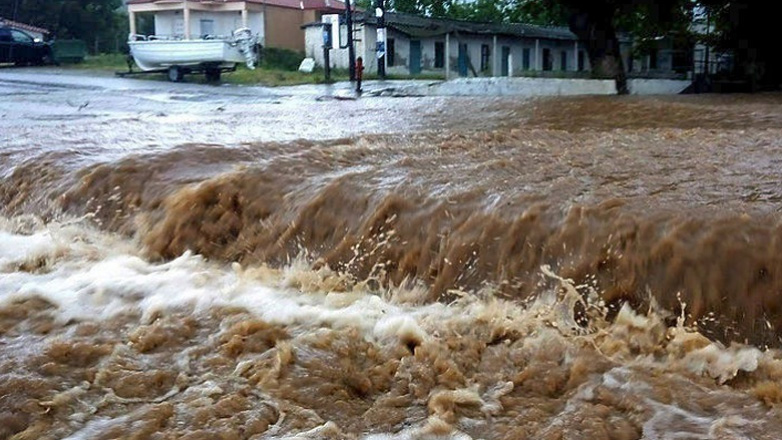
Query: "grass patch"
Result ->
[[58, 53, 342, 86], [59, 53, 442, 86], [63, 53, 129, 71], [221, 65, 349, 86]]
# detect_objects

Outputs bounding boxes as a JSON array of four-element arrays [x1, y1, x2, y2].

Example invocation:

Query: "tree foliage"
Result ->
[[362, 0, 568, 25], [0, 0, 127, 53]]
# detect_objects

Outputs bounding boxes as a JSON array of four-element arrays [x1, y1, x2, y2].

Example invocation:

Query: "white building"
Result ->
[[304, 12, 681, 79], [127, 0, 346, 51]]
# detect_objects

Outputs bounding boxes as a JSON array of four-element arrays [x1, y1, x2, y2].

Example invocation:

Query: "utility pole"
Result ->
[[323, 22, 332, 82], [704, 9, 711, 75], [376, 0, 386, 79], [11, 0, 19, 60], [345, 0, 356, 81]]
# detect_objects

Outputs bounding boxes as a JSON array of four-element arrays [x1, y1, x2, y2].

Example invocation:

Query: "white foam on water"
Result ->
[[2, 218, 780, 439], [0, 230, 55, 265], [0, 220, 447, 346]]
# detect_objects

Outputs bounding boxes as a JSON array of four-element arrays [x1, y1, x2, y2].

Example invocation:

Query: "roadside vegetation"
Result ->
[[54, 49, 444, 86], [54, 51, 346, 86]]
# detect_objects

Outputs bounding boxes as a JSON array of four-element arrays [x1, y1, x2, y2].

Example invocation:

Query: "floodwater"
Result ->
[[2, 73, 782, 439]]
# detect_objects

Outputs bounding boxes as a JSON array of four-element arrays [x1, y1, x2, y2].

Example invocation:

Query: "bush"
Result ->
[[260, 47, 305, 71]]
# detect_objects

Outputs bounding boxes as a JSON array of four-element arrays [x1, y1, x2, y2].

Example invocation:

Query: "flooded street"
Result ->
[[2, 72, 782, 439]]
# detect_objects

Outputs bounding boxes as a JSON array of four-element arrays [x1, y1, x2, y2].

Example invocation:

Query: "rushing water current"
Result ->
[[2, 83, 782, 439]]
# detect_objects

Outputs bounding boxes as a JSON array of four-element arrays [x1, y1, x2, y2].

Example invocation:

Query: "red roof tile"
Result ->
[[0, 17, 50, 35]]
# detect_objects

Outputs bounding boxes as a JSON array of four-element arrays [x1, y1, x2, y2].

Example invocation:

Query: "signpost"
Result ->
[[376, 0, 386, 79], [323, 22, 332, 81], [321, 14, 340, 82]]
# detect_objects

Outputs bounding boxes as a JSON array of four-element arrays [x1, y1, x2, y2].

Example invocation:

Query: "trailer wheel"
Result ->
[[168, 66, 184, 82], [205, 68, 221, 83]]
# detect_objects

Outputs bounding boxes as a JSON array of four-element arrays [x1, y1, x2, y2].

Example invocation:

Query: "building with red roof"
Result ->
[[126, 0, 347, 51]]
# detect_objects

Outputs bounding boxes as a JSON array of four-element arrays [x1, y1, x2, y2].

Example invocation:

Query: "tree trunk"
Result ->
[[568, 5, 628, 95]]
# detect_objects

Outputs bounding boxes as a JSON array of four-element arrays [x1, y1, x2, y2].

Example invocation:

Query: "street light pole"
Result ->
[[345, 0, 356, 81], [376, 0, 386, 79], [11, 0, 19, 60]]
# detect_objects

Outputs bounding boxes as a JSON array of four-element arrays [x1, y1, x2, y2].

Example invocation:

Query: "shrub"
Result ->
[[260, 47, 306, 71]]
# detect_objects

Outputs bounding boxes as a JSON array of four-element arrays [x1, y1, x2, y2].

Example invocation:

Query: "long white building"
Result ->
[[304, 12, 684, 79]]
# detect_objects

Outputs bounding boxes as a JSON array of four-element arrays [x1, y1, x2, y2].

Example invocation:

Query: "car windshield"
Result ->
[[11, 30, 33, 43]]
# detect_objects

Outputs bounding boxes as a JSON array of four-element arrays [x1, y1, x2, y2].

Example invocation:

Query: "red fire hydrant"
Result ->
[[356, 56, 364, 94]]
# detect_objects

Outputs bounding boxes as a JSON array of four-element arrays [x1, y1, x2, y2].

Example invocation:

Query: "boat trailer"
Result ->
[[115, 57, 237, 82]]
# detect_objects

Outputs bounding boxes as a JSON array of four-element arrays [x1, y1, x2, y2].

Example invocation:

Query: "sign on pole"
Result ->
[[376, 27, 386, 59], [322, 14, 340, 50]]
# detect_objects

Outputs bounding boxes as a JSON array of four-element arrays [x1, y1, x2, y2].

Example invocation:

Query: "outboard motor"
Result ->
[[232, 28, 258, 70]]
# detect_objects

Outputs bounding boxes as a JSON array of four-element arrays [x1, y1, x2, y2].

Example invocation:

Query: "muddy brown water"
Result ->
[[2, 93, 782, 439]]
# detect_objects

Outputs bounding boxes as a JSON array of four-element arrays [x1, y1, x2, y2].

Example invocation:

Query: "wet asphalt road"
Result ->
[[1, 69, 511, 166]]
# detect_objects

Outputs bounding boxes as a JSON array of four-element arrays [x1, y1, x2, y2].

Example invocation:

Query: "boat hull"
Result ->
[[128, 39, 244, 71]]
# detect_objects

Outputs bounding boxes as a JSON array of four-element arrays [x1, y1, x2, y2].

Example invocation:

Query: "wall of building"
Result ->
[[304, 26, 325, 64], [153, 10, 263, 40], [153, 11, 178, 37], [265, 6, 304, 51], [385, 77, 690, 97], [305, 23, 353, 69], [304, 22, 677, 80], [361, 24, 378, 73], [385, 29, 410, 75]]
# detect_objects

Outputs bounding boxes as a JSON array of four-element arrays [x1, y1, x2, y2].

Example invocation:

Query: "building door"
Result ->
[[542, 48, 552, 71], [200, 19, 214, 37], [458, 43, 468, 76], [409, 40, 421, 75], [501, 46, 510, 76]]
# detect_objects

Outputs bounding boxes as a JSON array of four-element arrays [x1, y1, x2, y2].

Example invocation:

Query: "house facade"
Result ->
[[127, 0, 346, 51], [304, 12, 681, 79]]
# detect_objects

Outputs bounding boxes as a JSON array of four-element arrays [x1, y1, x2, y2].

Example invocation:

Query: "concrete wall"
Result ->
[[628, 79, 690, 95], [392, 77, 616, 96], [265, 6, 305, 51], [383, 77, 690, 97], [305, 24, 354, 70]]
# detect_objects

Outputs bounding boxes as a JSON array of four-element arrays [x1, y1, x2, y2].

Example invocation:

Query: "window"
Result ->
[[560, 50, 567, 71], [522, 48, 531, 70], [434, 41, 445, 68], [480, 44, 490, 71], [11, 30, 33, 43], [578, 50, 585, 71], [542, 48, 552, 71], [200, 19, 214, 37], [387, 38, 395, 66], [649, 50, 658, 70]]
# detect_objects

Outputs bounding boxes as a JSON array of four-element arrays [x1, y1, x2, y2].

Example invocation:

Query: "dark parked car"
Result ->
[[0, 27, 52, 65]]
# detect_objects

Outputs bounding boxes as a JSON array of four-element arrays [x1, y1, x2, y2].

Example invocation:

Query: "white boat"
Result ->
[[128, 28, 258, 81]]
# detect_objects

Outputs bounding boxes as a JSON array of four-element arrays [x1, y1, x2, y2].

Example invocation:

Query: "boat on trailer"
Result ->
[[127, 28, 259, 82]]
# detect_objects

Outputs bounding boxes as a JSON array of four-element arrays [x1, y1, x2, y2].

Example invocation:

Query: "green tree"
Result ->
[[360, 0, 782, 91], [0, 0, 127, 53], [697, 0, 782, 89]]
